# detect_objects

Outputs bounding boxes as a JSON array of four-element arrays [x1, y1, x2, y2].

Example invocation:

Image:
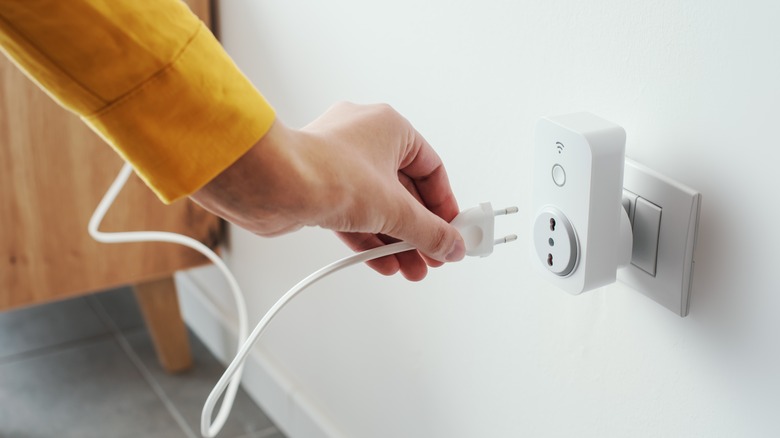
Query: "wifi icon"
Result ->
[[555, 142, 565, 154]]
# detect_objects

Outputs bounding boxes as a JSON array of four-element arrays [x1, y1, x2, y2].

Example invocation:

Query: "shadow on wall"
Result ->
[[684, 155, 780, 421]]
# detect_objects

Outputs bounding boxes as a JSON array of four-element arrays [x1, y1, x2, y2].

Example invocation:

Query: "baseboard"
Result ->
[[174, 271, 345, 438]]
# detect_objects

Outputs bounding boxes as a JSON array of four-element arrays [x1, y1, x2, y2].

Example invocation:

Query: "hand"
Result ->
[[191, 102, 465, 281]]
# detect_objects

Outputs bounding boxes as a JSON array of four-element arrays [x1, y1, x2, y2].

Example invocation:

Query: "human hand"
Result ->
[[191, 102, 465, 280]]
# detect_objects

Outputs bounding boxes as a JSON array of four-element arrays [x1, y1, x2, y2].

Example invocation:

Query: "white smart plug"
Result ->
[[531, 112, 633, 294]]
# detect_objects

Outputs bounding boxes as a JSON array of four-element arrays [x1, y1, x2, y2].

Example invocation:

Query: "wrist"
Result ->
[[191, 119, 319, 235]]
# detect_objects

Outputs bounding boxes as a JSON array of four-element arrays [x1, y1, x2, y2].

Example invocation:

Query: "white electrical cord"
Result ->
[[91, 164, 517, 437], [88, 163, 248, 437], [88, 163, 418, 437], [201, 239, 414, 436]]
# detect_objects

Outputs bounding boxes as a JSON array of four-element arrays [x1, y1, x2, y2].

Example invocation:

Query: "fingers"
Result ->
[[336, 232, 430, 281], [399, 128, 460, 224], [377, 234, 428, 281], [392, 126, 462, 264], [300, 103, 464, 277], [336, 232, 400, 276], [397, 172, 445, 269], [384, 188, 465, 264], [339, 168, 448, 278]]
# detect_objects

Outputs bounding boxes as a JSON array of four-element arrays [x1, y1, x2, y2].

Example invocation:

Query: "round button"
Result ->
[[551, 164, 566, 187]]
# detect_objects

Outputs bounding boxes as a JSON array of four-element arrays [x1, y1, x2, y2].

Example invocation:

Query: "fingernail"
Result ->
[[445, 238, 466, 262]]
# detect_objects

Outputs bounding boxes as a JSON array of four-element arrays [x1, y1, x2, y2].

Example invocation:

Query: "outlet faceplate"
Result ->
[[617, 158, 701, 317]]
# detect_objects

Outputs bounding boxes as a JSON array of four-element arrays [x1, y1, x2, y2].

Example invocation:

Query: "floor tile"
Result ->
[[89, 286, 145, 332], [0, 296, 109, 360], [0, 337, 187, 438], [123, 329, 279, 438]]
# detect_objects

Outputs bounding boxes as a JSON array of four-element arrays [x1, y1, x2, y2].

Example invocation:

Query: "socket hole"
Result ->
[[548, 238, 554, 246], [547, 253, 553, 266], [549, 218, 556, 231]]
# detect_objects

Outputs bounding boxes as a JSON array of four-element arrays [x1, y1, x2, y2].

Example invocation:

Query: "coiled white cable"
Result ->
[[89, 163, 416, 437]]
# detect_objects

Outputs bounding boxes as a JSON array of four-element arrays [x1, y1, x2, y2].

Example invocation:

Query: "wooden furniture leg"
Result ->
[[134, 276, 193, 373]]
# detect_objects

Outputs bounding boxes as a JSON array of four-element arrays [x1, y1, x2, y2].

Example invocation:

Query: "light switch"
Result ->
[[617, 158, 701, 317], [631, 197, 662, 276]]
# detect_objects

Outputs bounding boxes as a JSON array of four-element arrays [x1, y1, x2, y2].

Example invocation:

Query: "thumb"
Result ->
[[386, 192, 466, 263]]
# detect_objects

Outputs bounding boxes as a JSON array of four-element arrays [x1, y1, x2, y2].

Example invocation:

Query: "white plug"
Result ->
[[451, 202, 518, 257]]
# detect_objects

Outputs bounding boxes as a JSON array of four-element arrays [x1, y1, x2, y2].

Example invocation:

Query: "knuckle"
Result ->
[[330, 100, 355, 112], [373, 103, 399, 120], [375, 102, 394, 112]]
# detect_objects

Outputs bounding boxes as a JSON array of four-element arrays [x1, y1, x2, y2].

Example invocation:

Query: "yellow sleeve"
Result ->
[[0, 0, 275, 203]]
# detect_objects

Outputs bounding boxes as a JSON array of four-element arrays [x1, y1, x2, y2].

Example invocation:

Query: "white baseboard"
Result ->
[[174, 271, 345, 438]]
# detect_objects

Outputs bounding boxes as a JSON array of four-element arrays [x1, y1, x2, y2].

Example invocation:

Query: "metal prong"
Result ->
[[493, 234, 518, 245], [494, 206, 519, 216]]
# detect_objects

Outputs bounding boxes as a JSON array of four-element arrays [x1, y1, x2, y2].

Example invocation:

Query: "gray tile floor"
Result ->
[[0, 287, 286, 438]]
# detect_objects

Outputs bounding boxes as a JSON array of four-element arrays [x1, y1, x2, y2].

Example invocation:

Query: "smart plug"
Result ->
[[531, 112, 633, 294]]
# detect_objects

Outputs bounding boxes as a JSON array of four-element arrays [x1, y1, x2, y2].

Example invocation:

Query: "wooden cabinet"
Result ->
[[0, 0, 219, 373]]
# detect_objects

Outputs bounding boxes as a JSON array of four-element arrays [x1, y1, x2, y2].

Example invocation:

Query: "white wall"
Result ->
[[185, 1, 780, 436]]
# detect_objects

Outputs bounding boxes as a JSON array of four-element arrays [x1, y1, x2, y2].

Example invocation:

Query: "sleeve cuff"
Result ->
[[84, 23, 275, 204]]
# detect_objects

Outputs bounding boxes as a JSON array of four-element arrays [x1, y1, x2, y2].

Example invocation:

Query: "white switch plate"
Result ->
[[617, 158, 701, 316]]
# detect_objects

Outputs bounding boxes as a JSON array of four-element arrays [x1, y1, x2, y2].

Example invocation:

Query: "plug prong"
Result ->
[[494, 206, 519, 216], [494, 234, 518, 246]]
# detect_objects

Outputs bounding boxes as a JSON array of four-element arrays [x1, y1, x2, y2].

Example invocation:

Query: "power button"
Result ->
[[552, 164, 566, 187]]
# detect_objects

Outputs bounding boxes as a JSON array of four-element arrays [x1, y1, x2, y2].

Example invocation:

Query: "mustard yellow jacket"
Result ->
[[0, 0, 275, 203]]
